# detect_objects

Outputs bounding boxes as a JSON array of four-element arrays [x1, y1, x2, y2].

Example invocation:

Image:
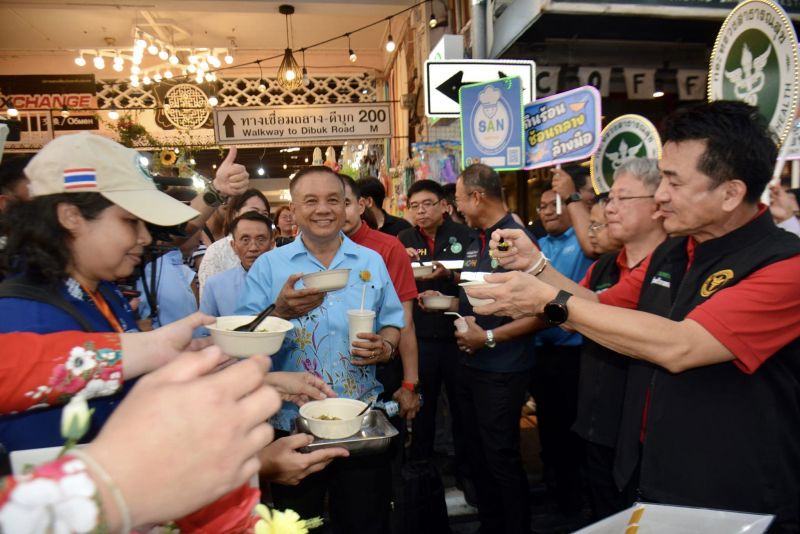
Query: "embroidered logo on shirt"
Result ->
[[650, 276, 671, 288], [700, 269, 734, 297]]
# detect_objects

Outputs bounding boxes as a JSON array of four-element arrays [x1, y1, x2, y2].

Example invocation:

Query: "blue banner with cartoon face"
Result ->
[[459, 77, 525, 171], [523, 85, 602, 170]]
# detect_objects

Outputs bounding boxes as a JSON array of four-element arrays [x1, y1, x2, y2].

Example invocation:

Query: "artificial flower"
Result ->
[[60, 395, 92, 442], [253, 504, 323, 534]]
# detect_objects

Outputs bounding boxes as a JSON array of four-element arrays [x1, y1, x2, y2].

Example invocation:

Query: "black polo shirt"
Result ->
[[379, 210, 412, 237], [459, 212, 536, 373], [398, 219, 472, 340]]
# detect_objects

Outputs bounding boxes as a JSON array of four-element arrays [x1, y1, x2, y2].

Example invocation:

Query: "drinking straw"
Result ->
[[360, 284, 366, 311]]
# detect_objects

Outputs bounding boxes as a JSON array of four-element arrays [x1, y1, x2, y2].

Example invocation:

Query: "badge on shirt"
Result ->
[[448, 236, 462, 254], [700, 269, 734, 298]]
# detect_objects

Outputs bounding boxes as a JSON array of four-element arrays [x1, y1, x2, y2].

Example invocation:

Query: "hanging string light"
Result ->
[[301, 49, 310, 87], [276, 5, 301, 90], [347, 33, 357, 63], [385, 17, 396, 53]]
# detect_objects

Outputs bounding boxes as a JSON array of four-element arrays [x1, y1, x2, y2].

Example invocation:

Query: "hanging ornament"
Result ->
[[312, 147, 323, 166]]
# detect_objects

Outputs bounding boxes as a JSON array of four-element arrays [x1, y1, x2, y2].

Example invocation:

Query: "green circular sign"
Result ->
[[590, 115, 662, 194], [709, 0, 799, 145]]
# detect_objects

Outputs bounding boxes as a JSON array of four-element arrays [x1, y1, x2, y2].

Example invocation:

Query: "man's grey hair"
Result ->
[[613, 158, 660, 193]]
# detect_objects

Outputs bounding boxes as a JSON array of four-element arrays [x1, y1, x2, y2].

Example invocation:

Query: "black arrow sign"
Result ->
[[435, 70, 510, 103], [223, 114, 236, 138]]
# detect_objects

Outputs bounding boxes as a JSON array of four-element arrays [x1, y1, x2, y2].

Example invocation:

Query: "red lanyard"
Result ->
[[79, 283, 124, 333]]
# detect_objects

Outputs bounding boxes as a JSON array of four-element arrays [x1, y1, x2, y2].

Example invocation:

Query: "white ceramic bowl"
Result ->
[[459, 280, 501, 307], [412, 264, 434, 279], [298, 398, 368, 439], [206, 315, 294, 357], [302, 269, 351, 292], [422, 293, 456, 310]]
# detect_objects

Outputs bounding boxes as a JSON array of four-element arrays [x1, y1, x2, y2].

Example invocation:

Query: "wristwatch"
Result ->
[[543, 290, 572, 326], [565, 192, 583, 205], [485, 329, 497, 348], [202, 179, 227, 208]]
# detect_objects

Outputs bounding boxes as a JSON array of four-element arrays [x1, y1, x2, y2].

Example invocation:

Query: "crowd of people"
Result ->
[[0, 99, 798, 534]]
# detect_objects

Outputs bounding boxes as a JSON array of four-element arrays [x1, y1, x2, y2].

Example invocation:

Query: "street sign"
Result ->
[[425, 60, 536, 118], [460, 77, 525, 171], [213, 102, 392, 145]]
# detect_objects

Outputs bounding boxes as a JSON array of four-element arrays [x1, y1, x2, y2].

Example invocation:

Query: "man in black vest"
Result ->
[[468, 101, 800, 531], [572, 157, 666, 521]]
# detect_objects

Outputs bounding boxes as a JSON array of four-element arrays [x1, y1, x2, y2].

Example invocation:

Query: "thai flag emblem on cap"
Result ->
[[64, 168, 97, 190]]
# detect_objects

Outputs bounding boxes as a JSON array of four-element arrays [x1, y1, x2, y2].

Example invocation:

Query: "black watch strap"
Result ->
[[565, 192, 582, 205]]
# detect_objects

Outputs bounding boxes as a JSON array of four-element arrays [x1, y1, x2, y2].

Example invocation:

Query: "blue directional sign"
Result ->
[[459, 76, 524, 171]]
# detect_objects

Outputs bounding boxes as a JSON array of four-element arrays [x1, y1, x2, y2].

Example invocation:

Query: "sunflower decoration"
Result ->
[[359, 270, 371, 282], [160, 149, 177, 167]]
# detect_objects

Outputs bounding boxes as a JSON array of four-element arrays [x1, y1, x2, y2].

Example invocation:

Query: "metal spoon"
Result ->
[[234, 304, 276, 332], [356, 401, 374, 417]]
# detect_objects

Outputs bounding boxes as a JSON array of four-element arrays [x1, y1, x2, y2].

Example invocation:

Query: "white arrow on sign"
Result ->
[[424, 59, 536, 118]]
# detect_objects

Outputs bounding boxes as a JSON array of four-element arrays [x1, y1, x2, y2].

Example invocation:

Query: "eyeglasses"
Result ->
[[536, 201, 557, 214], [603, 194, 655, 207], [588, 222, 608, 234], [408, 199, 441, 211]]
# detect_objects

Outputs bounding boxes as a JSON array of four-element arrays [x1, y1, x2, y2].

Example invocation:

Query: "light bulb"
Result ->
[[130, 79, 140, 87], [169, 53, 179, 65], [430, 14, 438, 28], [302, 67, 310, 87], [158, 49, 168, 60], [284, 69, 296, 81], [139, 156, 149, 166], [257, 167, 265, 176], [204, 72, 214, 82], [385, 35, 396, 52], [208, 96, 218, 106], [349, 49, 357, 63], [195, 74, 204, 84], [112, 63, 123, 72], [208, 55, 220, 68], [7, 106, 18, 118], [653, 90, 665, 98], [143, 75, 151, 85], [188, 53, 198, 64], [61, 107, 70, 118], [187, 64, 197, 73], [174, 148, 180, 154], [258, 79, 267, 92], [164, 69, 173, 79], [163, 102, 171, 111], [153, 72, 162, 82], [147, 43, 159, 55], [189, 158, 196, 165], [135, 35, 147, 49], [304, 157, 309, 163], [224, 53, 233, 64], [93, 55, 105, 69], [108, 109, 119, 120], [75, 55, 86, 67], [283, 163, 288, 170], [199, 61, 209, 71], [132, 55, 142, 66]]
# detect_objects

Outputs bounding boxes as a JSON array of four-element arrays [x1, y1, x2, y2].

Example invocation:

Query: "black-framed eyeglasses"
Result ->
[[604, 194, 655, 207], [408, 199, 441, 211]]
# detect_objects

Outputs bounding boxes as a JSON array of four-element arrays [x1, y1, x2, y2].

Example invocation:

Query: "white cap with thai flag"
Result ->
[[25, 132, 199, 226]]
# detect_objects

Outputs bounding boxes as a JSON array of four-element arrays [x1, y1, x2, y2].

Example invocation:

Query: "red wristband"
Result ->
[[401, 381, 419, 393]]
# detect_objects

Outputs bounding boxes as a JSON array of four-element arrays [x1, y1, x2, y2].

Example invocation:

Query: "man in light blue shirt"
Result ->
[[201, 211, 274, 317], [137, 248, 198, 330], [236, 166, 403, 533]]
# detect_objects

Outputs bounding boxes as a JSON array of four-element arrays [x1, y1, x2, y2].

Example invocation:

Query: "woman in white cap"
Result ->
[[0, 132, 200, 456]]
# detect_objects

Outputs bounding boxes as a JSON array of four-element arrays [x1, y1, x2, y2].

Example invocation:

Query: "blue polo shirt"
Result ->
[[137, 249, 198, 330], [459, 213, 537, 373], [536, 227, 593, 347], [200, 263, 246, 317], [0, 277, 138, 452], [237, 233, 405, 431]]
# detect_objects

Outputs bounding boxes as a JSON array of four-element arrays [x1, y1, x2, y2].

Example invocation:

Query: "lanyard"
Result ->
[[79, 283, 124, 333]]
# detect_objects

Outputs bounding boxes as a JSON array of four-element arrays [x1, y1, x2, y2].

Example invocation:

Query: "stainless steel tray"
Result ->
[[294, 410, 398, 456]]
